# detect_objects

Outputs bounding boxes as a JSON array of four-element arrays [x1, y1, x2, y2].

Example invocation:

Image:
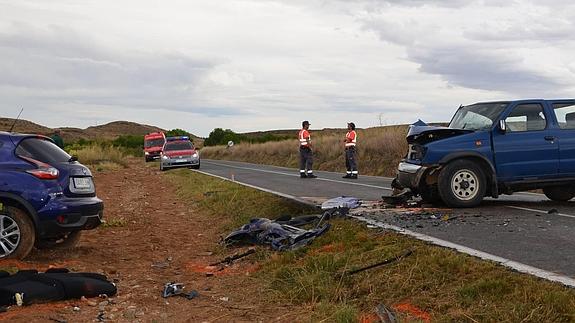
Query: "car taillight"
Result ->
[[20, 156, 59, 180]]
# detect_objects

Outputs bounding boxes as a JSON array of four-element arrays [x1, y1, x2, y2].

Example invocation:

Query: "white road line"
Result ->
[[348, 215, 575, 288], [205, 161, 575, 217], [203, 160, 393, 190], [192, 168, 575, 288], [505, 206, 575, 219], [193, 169, 317, 207]]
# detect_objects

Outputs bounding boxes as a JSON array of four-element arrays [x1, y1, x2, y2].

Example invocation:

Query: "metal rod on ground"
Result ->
[[209, 248, 256, 266], [345, 250, 413, 276]]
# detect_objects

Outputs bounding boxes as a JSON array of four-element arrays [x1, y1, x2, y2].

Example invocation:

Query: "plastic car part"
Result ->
[[224, 218, 330, 251]]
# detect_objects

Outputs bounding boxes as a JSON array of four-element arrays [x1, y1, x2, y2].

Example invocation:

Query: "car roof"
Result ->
[[468, 99, 575, 106], [0, 131, 51, 145]]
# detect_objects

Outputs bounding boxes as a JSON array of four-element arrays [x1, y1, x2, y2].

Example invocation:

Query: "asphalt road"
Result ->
[[198, 159, 575, 282]]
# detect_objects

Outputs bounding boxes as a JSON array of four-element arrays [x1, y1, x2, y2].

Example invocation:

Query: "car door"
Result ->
[[492, 102, 559, 181], [549, 100, 575, 176]]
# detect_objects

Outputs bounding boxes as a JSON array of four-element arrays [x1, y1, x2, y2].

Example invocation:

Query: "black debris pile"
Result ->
[[381, 190, 421, 208], [224, 217, 330, 251]]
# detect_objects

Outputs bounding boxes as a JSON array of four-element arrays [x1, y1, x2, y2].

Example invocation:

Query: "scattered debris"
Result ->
[[382, 190, 415, 207], [219, 297, 229, 302], [321, 196, 361, 210], [376, 303, 397, 323], [162, 282, 199, 300], [209, 248, 256, 266], [224, 218, 330, 251], [344, 250, 413, 276]]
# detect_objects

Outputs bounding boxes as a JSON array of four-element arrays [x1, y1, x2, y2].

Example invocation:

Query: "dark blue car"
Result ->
[[0, 132, 103, 258], [394, 99, 575, 207]]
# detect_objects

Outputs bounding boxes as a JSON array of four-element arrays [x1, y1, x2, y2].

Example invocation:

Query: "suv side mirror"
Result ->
[[498, 120, 507, 133]]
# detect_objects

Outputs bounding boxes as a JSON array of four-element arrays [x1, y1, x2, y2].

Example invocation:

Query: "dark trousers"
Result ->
[[299, 147, 313, 173], [345, 147, 357, 173]]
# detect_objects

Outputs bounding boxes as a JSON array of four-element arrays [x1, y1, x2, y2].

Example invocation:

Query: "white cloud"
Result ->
[[0, 0, 574, 136]]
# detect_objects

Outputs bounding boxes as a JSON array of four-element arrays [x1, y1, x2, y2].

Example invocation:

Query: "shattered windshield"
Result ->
[[449, 103, 508, 131]]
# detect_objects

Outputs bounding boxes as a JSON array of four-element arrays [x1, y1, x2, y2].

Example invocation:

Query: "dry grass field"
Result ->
[[201, 125, 409, 176]]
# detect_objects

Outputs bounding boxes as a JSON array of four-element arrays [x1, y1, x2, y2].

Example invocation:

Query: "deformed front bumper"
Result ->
[[394, 162, 429, 191]]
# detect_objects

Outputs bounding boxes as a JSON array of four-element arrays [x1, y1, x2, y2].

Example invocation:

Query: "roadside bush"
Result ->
[[69, 145, 128, 168]]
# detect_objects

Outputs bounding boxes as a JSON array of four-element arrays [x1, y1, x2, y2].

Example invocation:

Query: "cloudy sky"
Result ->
[[0, 0, 574, 136]]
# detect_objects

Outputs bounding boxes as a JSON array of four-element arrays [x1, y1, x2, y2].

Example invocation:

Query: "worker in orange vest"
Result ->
[[342, 122, 358, 179], [298, 120, 317, 178]]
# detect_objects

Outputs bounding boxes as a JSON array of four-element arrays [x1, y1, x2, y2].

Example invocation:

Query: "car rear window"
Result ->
[[16, 137, 71, 164], [164, 141, 193, 151]]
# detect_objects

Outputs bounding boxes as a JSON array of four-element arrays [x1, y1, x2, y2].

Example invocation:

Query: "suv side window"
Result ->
[[505, 103, 547, 132], [552, 102, 575, 130]]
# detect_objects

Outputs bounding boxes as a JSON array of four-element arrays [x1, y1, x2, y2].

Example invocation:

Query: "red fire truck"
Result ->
[[143, 132, 166, 162]]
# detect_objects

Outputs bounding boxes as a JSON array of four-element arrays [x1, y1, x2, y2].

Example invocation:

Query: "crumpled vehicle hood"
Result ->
[[406, 120, 473, 144]]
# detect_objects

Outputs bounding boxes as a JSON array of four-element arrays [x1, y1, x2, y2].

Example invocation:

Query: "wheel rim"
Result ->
[[0, 214, 21, 257], [451, 169, 479, 201]]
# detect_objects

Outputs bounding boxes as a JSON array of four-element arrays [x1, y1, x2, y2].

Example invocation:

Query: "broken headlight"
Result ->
[[408, 144, 427, 160]]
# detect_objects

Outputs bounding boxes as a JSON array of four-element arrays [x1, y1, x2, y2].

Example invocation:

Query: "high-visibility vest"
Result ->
[[345, 130, 357, 147], [299, 129, 310, 147]]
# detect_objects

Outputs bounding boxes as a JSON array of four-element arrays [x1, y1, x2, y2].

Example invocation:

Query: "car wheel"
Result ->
[[438, 160, 486, 208], [419, 184, 442, 205], [191, 163, 200, 170], [35, 231, 82, 250], [543, 186, 575, 202], [0, 206, 35, 259]]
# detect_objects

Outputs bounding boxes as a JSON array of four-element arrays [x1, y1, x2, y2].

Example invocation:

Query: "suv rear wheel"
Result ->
[[0, 206, 35, 259], [438, 160, 486, 208], [543, 186, 575, 202]]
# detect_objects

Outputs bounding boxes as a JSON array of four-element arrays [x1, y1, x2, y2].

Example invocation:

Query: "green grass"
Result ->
[[163, 169, 575, 322]]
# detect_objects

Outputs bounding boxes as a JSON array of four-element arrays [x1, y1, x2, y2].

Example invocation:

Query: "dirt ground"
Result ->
[[0, 159, 307, 322]]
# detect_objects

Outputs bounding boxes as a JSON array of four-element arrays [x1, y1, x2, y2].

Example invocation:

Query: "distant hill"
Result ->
[[0, 118, 200, 143]]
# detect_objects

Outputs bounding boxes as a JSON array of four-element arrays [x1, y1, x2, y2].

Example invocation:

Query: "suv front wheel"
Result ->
[[438, 160, 486, 208], [0, 206, 35, 259], [543, 186, 575, 202]]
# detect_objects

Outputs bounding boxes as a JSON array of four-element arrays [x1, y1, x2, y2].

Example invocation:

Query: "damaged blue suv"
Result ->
[[0, 132, 103, 259], [393, 99, 575, 207]]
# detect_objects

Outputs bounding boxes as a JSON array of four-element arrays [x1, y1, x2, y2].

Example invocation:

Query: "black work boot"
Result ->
[[342, 174, 351, 178], [307, 173, 317, 179], [300, 173, 307, 178]]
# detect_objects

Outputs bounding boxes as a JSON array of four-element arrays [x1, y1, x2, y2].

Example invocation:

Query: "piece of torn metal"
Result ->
[[344, 249, 413, 276], [209, 248, 256, 266], [376, 303, 397, 323], [224, 218, 330, 251], [162, 282, 198, 300]]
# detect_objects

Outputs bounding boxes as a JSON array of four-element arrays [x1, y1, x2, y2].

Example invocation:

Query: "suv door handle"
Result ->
[[544, 136, 556, 141]]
